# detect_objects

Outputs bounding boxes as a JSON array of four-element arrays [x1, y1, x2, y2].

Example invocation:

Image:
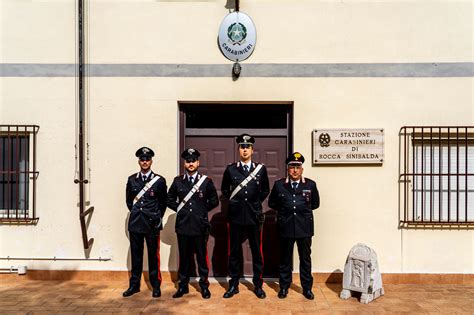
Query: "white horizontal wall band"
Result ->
[[0, 63, 473, 77]]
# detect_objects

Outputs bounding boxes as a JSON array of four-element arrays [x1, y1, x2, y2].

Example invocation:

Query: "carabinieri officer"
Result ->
[[268, 152, 320, 300], [167, 148, 219, 299], [221, 134, 270, 299], [124, 147, 167, 298]]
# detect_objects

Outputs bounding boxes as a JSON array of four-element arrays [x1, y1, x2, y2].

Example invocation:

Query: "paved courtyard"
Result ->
[[0, 278, 473, 314]]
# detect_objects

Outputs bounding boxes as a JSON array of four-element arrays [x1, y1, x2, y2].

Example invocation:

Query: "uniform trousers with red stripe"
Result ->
[[177, 234, 210, 289], [129, 231, 161, 290], [228, 223, 264, 288], [279, 237, 312, 291]]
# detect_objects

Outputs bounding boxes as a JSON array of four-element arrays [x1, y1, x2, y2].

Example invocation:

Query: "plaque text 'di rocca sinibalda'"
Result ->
[[313, 129, 384, 164]]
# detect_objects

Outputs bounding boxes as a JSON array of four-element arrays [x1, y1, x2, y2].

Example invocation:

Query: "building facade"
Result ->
[[1, 0, 473, 278]]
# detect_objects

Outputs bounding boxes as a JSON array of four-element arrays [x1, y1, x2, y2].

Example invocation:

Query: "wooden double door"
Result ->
[[180, 102, 292, 278]]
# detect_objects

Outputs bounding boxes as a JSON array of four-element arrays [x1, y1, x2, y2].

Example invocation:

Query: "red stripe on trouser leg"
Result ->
[[157, 234, 162, 282], [205, 245, 210, 282], [205, 246, 210, 270]]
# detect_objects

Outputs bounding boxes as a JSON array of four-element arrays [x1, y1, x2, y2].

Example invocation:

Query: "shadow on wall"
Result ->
[[83, 203, 94, 258], [209, 195, 229, 279], [209, 210, 229, 278], [160, 213, 177, 281], [124, 211, 132, 285], [326, 269, 343, 294]]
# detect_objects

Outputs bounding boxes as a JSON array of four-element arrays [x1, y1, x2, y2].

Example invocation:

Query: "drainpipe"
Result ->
[[74, 0, 94, 250]]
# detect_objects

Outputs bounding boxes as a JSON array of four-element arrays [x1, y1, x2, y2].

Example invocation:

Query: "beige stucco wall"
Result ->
[[1, 0, 473, 274]]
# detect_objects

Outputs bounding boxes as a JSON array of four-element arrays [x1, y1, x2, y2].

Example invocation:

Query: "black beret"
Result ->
[[236, 133, 255, 145], [286, 152, 305, 165], [135, 147, 155, 159], [181, 148, 200, 161]]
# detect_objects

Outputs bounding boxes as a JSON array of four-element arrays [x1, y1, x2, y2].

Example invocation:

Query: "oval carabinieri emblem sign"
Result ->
[[218, 12, 256, 62]]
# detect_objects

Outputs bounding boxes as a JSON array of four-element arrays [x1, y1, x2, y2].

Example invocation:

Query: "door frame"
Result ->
[[177, 101, 294, 277], [178, 101, 294, 164]]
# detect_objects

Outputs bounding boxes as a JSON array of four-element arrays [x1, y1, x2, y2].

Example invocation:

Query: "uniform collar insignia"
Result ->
[[286, 176, 305, 184], [183, 172, 200, 180], [137, 171, 154, 179], [238, 161, 253, 168]]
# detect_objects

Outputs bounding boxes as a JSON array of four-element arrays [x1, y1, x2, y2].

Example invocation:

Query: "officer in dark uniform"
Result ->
[[221, 134, 270, 299], [123, 147, 167, 298], [167, 148, 219, 299], [268, 152, 320, 300]]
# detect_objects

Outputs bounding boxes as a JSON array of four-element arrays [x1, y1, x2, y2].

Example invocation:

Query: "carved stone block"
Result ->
[[340, 243, 384, 304]]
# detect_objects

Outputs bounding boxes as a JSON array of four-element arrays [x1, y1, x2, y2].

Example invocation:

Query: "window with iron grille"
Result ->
[[0, 125, 39, 224], [399, 127, 473, 227]]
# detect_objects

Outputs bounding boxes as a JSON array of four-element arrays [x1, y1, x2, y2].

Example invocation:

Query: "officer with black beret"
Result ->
[[268, 152, 320, 300], [123, 147, 167, 298], [167, 148, 219, 299], [221, 134, 270, 299]]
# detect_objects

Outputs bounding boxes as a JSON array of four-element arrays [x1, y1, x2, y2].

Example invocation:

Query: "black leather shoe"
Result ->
[[223, 286, 239, 298], [152, 288, 161, 298], [172, 286, 189, 298], [278, 288, 288, 299], [303, 289, 314, 300], [201, 288, 211, 299], [122, 288, 140, 297], [254, 287, 266, 299]]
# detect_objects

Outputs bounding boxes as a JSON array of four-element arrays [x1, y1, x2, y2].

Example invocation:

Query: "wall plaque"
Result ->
[[313, 129, 384, 164]]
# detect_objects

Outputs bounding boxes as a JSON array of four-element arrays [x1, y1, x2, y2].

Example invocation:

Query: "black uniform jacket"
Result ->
[[167, 173, 219, 236], [221, 161, 270, 226], [126, 172, 167, 234], [268, 176, 320, 238]]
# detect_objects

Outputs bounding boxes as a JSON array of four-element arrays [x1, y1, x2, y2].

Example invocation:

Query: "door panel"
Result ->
[[185, 137, 233, 277], [248, 137, 286, 277], [185, 136, 286, 277]]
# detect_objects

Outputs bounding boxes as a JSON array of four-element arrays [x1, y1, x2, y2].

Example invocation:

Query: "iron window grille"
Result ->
[[0, 125, 39, 224], [399, 127, 474, 227]]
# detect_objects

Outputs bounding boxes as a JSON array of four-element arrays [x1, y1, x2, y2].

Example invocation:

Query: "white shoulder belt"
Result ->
[[133, 175, 160, 205], [230, 164, 263, 200], [177, 175, 208, 213]]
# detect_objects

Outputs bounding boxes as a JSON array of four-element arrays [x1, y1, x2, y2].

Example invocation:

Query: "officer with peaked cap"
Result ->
[[268, 152, 320, 300], [221, 134, 270, 299], [123, 147, 167, 298], [167, 148, 219, 299]]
